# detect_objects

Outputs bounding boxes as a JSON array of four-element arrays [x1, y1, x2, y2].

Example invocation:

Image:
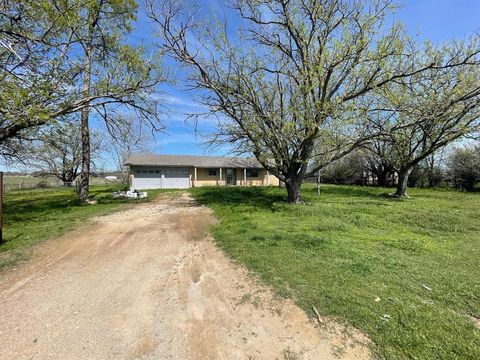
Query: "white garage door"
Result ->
[[132, 169, 162, 190], [132, 168, 190, 190], [164, 169, 190, 189]]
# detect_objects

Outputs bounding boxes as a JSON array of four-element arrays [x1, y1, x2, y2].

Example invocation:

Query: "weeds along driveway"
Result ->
[[0, 192, 369, 360]]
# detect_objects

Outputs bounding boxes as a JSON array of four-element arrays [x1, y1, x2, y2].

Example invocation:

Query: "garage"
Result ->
[[163, 169, 190, 189], [131, 168, 191, 190]]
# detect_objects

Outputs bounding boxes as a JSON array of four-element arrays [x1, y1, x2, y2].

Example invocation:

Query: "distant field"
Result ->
[[0, 185, 173, 269], [191, 184, 480, 359], [2, 175, 121, 191]]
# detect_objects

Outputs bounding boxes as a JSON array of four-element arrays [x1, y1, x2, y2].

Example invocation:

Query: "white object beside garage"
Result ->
[[131, 168, 190, 189]]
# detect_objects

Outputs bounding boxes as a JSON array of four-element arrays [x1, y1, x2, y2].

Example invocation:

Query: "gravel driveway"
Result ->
[[0, 193, 369, 359]]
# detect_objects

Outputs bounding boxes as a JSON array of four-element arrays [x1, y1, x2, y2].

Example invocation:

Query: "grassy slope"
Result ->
[[1, 185, 171, 269], [190, 185, 480, 359]]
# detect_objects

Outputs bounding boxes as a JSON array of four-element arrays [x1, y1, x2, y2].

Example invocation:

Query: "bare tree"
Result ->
[[146, 0, 474, 203], [15, 122, 102, 186], [108, 115, 149, 182], [363, 139, 396, 187]]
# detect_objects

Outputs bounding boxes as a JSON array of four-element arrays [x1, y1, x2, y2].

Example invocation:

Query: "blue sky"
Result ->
[[138, 0, 480, 158]]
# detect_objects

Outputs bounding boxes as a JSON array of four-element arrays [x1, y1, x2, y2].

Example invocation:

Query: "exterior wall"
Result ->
[[234, 168, 280, 186], [265, 170, 280, 186], [193, 167, 224, 187], [129, 165, 280, 188]]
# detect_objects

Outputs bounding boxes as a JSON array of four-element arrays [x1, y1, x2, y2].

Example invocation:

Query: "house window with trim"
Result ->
[[246, 168, 259, 177], [207, 168, 217, 176]]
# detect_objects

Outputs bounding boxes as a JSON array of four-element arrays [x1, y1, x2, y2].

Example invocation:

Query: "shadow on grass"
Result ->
[[191, 186, 286, 211], [307, 184, 383, 198], [4, 186, 128, 224]]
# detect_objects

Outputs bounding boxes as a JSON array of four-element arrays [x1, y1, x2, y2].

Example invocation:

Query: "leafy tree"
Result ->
[[147, 0, 471, 203], [367, 41, 480, 197], [446, 145, 480, 191], [1, 0, 165, 201], [0, 0, 78, 145], [59, 0, 165, 201]]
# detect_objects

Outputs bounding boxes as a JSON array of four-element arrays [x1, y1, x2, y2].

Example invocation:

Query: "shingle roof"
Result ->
[[124, 153, 263, 168]]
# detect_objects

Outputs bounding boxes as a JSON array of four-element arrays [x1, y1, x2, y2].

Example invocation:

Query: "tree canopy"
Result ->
[[366, 40, 480, 196], [147, 0, 479, 202]]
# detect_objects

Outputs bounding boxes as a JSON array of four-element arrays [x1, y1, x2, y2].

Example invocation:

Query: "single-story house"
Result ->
[[125, 154, 280, 189]]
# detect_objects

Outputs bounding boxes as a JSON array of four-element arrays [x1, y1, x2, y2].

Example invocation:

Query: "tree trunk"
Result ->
[[79, 40, 93, 202], [79, 108, 90, 201], [316, 172, 320, 196], [286, 179, 302, 204], [395, 167, 411, 197], [377, 171, 387, 187]]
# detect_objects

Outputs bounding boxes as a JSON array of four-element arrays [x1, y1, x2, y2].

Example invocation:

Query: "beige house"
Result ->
[[125, 154, 279, 190]]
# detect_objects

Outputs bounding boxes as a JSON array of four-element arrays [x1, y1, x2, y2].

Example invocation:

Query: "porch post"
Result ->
[[266, 171, 269, 186], [194, 167, 197, 183], [219, 168, 222, 183], [244, 168, 247, 186]]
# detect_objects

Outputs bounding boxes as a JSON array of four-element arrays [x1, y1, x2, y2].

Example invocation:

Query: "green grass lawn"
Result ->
[[0, 185, 172, 269], [190, 184, 480, 359]]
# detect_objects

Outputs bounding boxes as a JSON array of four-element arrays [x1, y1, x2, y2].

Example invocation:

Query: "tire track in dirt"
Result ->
[[0, 192, 370, 359]]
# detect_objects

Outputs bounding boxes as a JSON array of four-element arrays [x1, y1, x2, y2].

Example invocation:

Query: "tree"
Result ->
[[424, 151, 446, 188], [61, 0, 165, 202], [363, 139, 396, 187], [367, 41, 480, 197], [1, 1, 165, 201], [446, 145, 480, 191], [147, 0, 472, 203], [320, 151, 369, 185], [0, 0, 78, 146], [108, 114, 149, 182], [16, 122, 102, 186]]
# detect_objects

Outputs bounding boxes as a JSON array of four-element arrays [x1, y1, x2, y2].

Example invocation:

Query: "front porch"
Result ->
[[192, 167, 272, 187]]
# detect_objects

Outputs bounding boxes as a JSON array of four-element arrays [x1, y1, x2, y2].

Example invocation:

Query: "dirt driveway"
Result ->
[[0, 193, 369, 359]]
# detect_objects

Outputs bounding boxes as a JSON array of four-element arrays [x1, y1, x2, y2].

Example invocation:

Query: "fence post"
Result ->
[[0, 172, 3, 244]]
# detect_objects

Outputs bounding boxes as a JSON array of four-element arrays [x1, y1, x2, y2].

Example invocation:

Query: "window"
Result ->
[[154, 170, 160, 174], [207, 168, 217, 176], [149, 170, 154, 173], [246, 168, 259, 177]]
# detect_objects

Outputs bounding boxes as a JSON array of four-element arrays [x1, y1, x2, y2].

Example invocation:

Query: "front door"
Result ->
[[226, 168, 236, 185]]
